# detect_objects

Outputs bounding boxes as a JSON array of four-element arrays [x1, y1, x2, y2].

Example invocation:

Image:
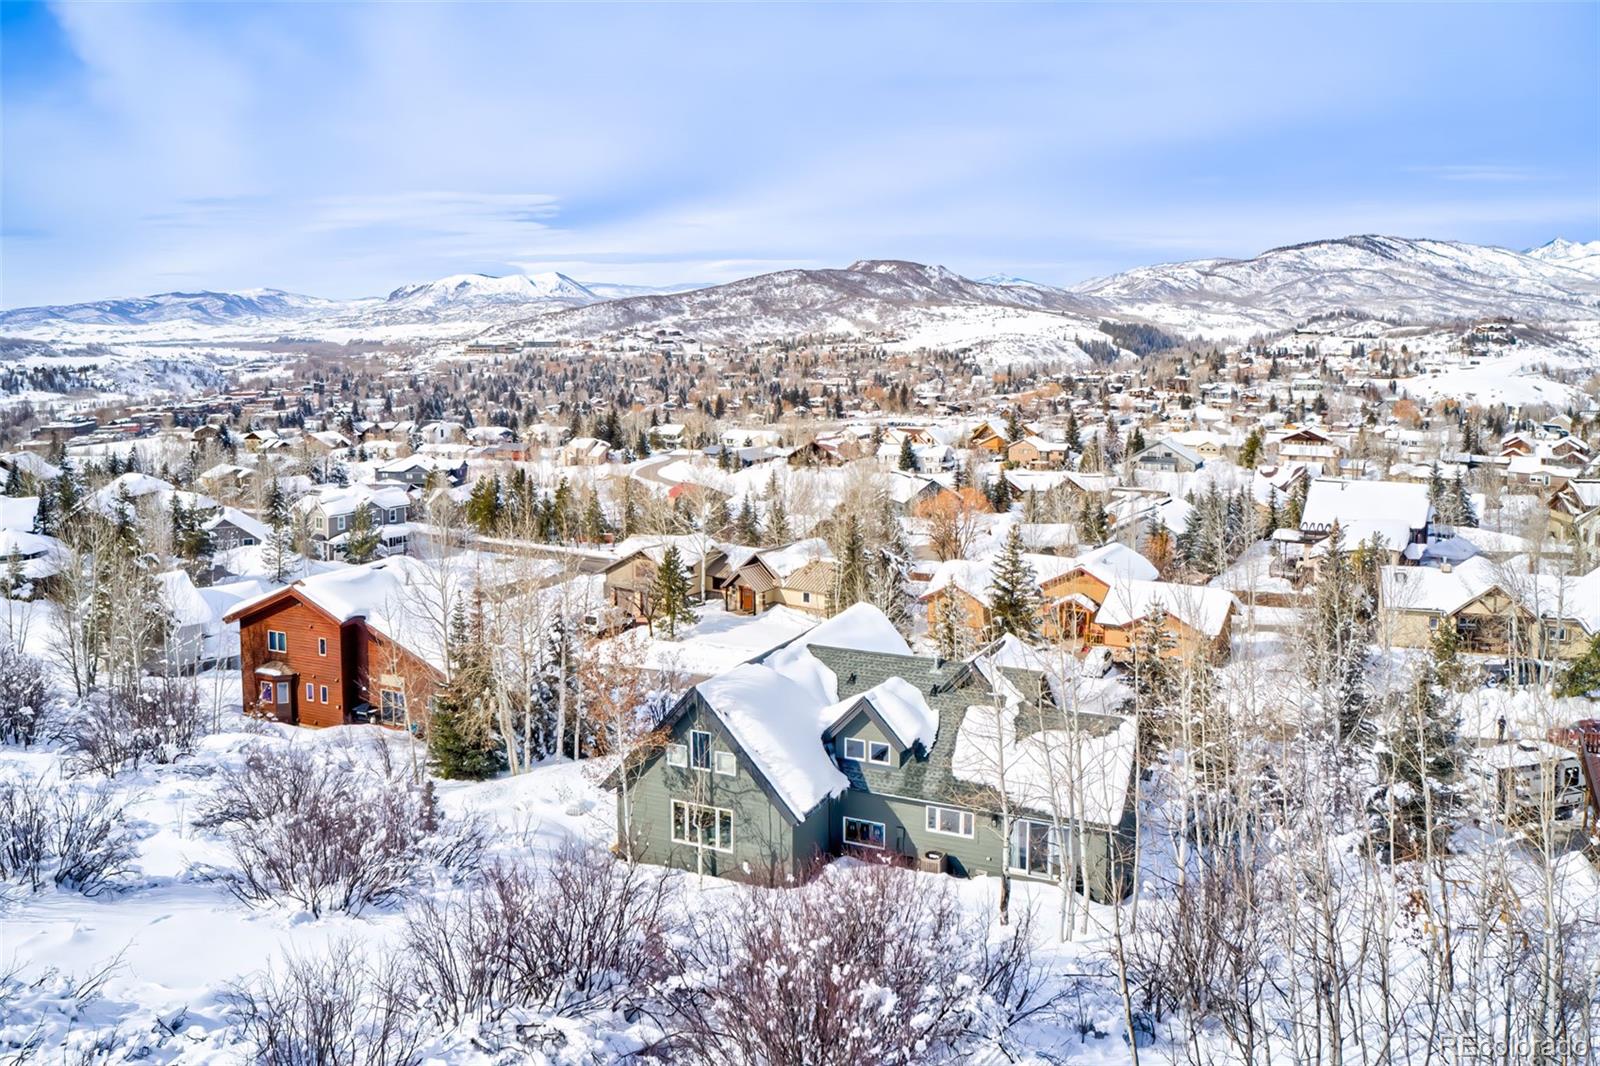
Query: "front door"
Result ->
[[739, 587, 755, 613]]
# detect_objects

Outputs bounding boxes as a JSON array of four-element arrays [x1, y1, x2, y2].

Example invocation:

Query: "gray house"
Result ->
[[1131, 437, 1206, 474], [610, 606, 1137, 900]]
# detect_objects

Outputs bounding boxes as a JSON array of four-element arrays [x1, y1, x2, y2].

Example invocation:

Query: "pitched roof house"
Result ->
[[221, 557, 453, 729], [609, 605, 1138, 900]]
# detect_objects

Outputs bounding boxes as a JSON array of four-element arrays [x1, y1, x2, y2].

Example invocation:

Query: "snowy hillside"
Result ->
[[6, 237, 1600, 368], [1526, 237, 1600, 279], [503, 259, 1114, 364], [0, 288, 340, 329], [1071, 235, 1600, 337]]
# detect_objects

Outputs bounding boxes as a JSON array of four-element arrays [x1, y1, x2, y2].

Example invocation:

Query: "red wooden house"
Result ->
[[223, 558, 447, 729]]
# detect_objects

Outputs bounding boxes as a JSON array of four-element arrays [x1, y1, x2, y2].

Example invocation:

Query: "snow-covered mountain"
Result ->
[[1071, 235, 1600, 337], [7, 236, 1600, 359], [1525, 237, 1600, 279], [383, 271, 596, 311], [502, 259, 1113, 364], [0, 288, 340, 329]]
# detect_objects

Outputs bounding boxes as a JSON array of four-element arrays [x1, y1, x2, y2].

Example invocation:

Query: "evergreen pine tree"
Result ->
[[898, 434, 917, 471], [649, 545, 698, 638], [834, 513, 867, 607], [1557, 632, 1600, 698], [765, 491, 791, 545], [466, 475, 502, 534], [427, 600, 504, 780], [986, 527, 1040, 641], [1451, 471, 1477, 528], [1239, 427, 1263, 468], [734, 496, 762, 544], [1079, 494, 1109, 546], [32, 480, 57, 537], [265, 481, 295, 583], [1378, 652, 1462, 860], [343, 504, 381, 563]]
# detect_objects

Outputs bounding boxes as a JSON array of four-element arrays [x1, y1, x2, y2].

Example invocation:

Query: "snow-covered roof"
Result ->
[[950, 701, 1137, 825], [0, 496, 39, 532], [755, 537, 834, 580], [1301, 477, 1432, 534], [823, 676, 939, 752], [1094, 579, 1239, 637], [226, 556, 464, 672], [697, 664, 850, 821], [299, 482, 410, 516], [0, 528, 57, 558], [1380, 556, 1501, 616], [762, 602, 913, 705], [204, 506, 270, 541]]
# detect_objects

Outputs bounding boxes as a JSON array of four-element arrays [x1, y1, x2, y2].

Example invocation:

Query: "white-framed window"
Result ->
[[926, 805, 975, 838], [336, 515, 347, 531], [689, 730, 713, 771], [387, 508, 400, 524], [1009, 819, 1063, 878], [842, 737, 891, 765], [379, 689, 406, 725], [242, 537, 256, 546], [275, 681, 290, 705], [802, 592, 812, 603], [318, 637, 328, 656], [843, 816, 886, 850], [714, 750, 737, 777], [267, 629, 287, 653], [665, 743, 688, 768], [671, 800, 733, 852], [320, 685, 329, 703], [305, 682, 315, 701]]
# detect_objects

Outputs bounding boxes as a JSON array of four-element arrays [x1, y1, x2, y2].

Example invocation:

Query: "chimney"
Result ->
[[1440, 561, 1453, 574]]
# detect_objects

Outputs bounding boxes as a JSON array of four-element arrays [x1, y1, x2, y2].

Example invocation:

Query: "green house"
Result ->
[[610, 605, 1138, 901]]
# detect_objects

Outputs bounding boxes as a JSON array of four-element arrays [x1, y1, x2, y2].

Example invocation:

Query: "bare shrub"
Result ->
[[0, 642, 51, 746], [402, 842, 675, 1031], [196, 744, 486, 916], [61, 677, 202, 777], [667, 862, 1059, 1065], [223, 939, 426, 1066], [0, 774, 136, 896]]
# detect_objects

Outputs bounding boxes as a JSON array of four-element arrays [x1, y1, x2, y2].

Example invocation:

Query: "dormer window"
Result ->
[[842, 738, 892, 765]]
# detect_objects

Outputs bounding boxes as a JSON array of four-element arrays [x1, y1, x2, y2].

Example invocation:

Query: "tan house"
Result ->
[[722, 538, 840, 618], [1006, 435, 1072, 470], [1548, 479, 1600, 552], [1379, 556, 1600, 661]]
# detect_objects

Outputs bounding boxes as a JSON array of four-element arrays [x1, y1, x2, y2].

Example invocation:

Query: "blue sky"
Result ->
[[2, 2, 1596, 307]]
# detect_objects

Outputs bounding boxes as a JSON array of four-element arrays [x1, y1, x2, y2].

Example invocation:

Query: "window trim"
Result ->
[[842, 816, 887, 851], [319, 685, 329, 703], [267, 629, 287, 653], [867, 741, 892, 765], [665, 743, 688, 768], [379, 688, 406, 725], [713, 750, 737, 777], [305, 682, 315, 701], [925, 805, 975, 839], [842, 737, 866, 761], [689, 730, 713, 772], [842, 737, 891, 765], [671, 799, 733, 853], [318, 637, 328, 656]]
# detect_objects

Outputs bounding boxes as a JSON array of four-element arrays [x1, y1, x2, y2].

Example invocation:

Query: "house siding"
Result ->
[[237, 598, 348, 727], [619, 693, 826, 883]]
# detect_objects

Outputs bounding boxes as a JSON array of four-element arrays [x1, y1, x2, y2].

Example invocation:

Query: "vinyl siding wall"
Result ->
[[619, 693, 824, 883]]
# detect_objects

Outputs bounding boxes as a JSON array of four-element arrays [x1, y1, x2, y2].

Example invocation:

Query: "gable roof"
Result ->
[[695, 664, 850, 822], [821, 676, 939, 752]]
